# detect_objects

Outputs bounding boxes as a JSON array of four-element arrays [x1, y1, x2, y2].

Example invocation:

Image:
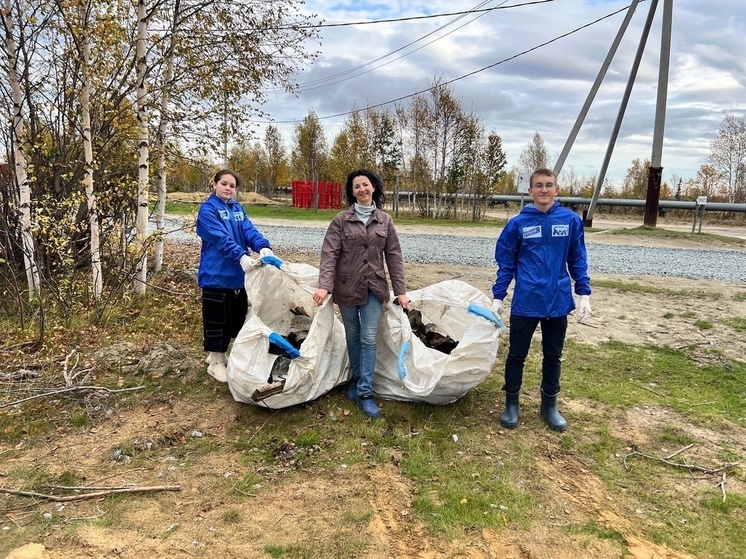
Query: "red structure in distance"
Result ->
[[291, 180, 342, 209]]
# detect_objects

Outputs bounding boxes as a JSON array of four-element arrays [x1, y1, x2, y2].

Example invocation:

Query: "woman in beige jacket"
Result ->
[[312, 169, 410, 418]]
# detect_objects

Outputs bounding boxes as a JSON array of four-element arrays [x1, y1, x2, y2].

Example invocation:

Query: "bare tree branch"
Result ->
[[0, 385, 144, 409], [1, 485, 180, 502], [623, 450, 739, 475]]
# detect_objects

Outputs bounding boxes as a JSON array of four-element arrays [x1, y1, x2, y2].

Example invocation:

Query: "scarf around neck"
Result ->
[[354, 203, 375, 224]]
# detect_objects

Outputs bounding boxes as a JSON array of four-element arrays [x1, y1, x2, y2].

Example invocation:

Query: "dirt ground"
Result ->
[[2, 216, 746, 559]]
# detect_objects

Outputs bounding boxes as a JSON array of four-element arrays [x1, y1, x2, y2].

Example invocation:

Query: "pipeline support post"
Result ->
[[644, 166, 663, 227], [692, 196, 707, 234]]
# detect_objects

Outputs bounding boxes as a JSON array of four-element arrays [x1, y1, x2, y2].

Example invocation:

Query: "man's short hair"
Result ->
[[529, 168, 556, 187]]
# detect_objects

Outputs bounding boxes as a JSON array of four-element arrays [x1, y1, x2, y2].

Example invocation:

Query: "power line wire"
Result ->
[[295, 0, 499, 90], [259, 4, 631, 125], [295, 0, 554, 29]]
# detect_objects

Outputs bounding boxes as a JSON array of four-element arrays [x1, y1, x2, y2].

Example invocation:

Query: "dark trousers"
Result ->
[[503, 315, 567, 396], [202, 287, 249, 353]]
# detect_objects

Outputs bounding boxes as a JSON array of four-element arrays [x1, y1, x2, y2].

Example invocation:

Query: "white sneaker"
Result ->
[[205, 352, 228, 383]]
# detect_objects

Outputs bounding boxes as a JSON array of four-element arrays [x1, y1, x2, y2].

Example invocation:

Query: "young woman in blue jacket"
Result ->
[[491, 168, 592, 431], [196, 169, 273, 382]]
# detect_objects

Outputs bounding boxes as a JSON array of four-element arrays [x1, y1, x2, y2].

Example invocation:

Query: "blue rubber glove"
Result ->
[[268, 332, 300, 359], [261, 255, 283, 269], [467, 302, 504, 328]]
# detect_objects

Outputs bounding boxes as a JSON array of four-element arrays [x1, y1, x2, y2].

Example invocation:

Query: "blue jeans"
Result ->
[[338, 291, 384, 398], [504, 315, 567, 396]]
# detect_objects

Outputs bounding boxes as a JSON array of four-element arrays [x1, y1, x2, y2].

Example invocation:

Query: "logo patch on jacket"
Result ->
[[552, 224, 569, 237], [522, 225, 541, 239], [219, 209, 230, 219], [233, 211, 245, 221]]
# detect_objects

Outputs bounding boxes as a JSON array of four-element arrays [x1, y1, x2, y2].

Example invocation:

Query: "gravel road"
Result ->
[[162, 217, 746, 283]]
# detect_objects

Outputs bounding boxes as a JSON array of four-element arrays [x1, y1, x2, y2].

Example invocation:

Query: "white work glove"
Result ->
[[239, 254, 254, 272], [491, 299, 503, 317], [577, 294, 592, 323], [259, 247, 274, 257]]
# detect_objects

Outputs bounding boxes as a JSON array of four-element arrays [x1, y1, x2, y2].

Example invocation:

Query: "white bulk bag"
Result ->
[[227, 261, 350, 408], [374, 280, 502, 405]]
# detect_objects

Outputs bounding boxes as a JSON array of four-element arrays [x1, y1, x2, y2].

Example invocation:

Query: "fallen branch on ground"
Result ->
[[716, 472, 728, 502], [664, 444, 694, 459], [0, 385, 145, 409], [0, 484, 180, 502], [623, 448, 739, 475], [629, 380, 666, 397]]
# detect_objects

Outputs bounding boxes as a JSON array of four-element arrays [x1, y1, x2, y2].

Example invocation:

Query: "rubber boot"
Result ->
[[205, 352, 228, 383], [346, 383, 357, 402], [355, 395, 381, 419], [500, 391, 520, 429], [540, 390, 567, 432]]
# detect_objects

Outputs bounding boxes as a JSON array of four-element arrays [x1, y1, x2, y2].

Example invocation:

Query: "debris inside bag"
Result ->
[[269, 306, 312, 355], [251, 376, 286, 401], [405, 308, 459, 354], [251, 356, 290, 402], [286, 306, 313, 347]]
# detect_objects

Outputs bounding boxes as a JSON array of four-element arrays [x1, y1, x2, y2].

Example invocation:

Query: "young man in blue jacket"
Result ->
[[196, 169, 273, 382], [491, 168, 591, 431]]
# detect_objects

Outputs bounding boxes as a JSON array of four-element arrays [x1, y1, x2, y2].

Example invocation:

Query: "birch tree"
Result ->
[[146, 0, 321, 277], [453, 113, 484, 222], [292, 110, 327, 184], [406, 94, 430, 213], [329, 108, 368, 180], [707, 113, 746, 204], [132, 0, 149, 295], [262, 124, 289, 200], [421, 77, 464, 217], [366, 107, 401, 186], [57, 0, 103, 298], [153, 0, 181, 273], [518, 131, 550, 175], [79, 1, 102, 298], [3, 0, 41, 299]]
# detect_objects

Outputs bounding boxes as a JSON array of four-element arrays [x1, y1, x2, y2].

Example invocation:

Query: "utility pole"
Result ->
[[644, 0, 674, 227], [554, 0, 643, 178], [586, 0, 660, 226]]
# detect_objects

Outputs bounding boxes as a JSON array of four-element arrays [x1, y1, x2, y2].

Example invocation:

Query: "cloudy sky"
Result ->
[[253, 0, 746, 186]]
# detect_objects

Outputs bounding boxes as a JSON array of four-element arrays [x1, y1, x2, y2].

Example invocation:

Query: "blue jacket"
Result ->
[[196, 194, 271, 289], [492, 202, 590, 318]]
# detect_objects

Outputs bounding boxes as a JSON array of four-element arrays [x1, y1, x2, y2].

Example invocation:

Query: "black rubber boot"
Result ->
[[540, 390, 567, 432], [500, 391, 520, 429]]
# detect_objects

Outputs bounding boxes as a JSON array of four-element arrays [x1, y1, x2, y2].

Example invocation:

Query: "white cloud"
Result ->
[[250, 0, 746, 184]]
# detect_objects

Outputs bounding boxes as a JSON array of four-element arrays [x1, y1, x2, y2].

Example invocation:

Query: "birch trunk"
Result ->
[[133, 0, 149, 295], [4, 0, 40, 299], [80, 3, 103, 299], [153, 0, 180, 273]]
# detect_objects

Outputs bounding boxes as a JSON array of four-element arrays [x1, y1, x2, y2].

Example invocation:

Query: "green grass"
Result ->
[[565, 519, 626, 547], [726, 317, 746, 332], [222, 509, 242, 523], [592, 278, 723, 301], [3, 222, 746, 559], [3, 336, 746, 558], [566, 340, 746, 421], [163, 201, 506, 229]]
